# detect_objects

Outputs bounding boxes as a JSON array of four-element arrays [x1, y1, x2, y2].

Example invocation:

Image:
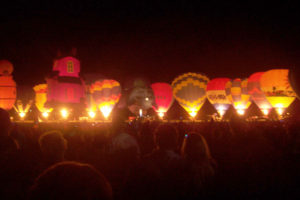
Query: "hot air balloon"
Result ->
[[46, 57, 85, 105], [206, 78, 231, 117], [151, 83, 174, 118], [172, 72, 209, 118], [260, 69, 296, 115], [225, 78, 251, 115], [0, 60, 16, 110], [33, 84, 53, 118], [127, 78, 154, 117], [90, 79, 121, 119], [248, 72, 272, 115], [288, 67, 300, 99]]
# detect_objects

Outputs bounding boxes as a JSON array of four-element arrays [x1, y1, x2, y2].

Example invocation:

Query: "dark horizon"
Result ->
[[1, 1, 300, 86]]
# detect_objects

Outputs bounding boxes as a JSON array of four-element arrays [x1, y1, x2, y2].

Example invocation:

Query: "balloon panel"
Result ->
[[0, 60, 13, 75], [0, 76, 16, 110], [151, 82, 174, 113], [226, 78, 251, 109], [260, 69, 296, 108], [172, 72, 209, 115]]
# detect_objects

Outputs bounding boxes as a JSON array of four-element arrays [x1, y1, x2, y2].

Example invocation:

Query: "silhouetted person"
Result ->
[[0, 108, 20, 199], [29, 161, 112, 200], [181, 133, 216, 199]]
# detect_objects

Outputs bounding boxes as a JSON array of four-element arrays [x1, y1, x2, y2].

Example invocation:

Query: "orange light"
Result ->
[[60, 109, 69, 119], [189, 110, 197, 118]]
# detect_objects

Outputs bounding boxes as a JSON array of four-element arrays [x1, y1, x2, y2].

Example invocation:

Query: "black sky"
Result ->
[[1, 1, 299, 87]]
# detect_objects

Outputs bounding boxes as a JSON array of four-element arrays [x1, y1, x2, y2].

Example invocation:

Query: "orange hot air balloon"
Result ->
[[0, 60, 16, 110], [225, 78, 251, 115], [151, 83, 174, 118], [33, 84, 53, 117], [206, 78, 231, 117], [172, 72, 209, 118], [248, 72, 272, 115], [90, 79, 121, 119], [260, 69, 296, 115]]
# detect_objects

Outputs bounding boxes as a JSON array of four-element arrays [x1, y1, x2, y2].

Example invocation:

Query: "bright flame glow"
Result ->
[[139, 109, 143, 117], [158, 112, 164, 118], [189, 110, 197, 118], [19, 112, 26, 118], [42, 112, 49, 118], [237, 109, 245, 115], [100, 106, 112, 119], [275, 103, 284, 116], [262, 109, 269, 115], [276, 108, 284, 115], [88, 111, 96, 119], [60, 109, 69, 119]]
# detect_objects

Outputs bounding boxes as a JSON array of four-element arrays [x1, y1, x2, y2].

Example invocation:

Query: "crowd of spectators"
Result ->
[[0, 108, 299, 199]]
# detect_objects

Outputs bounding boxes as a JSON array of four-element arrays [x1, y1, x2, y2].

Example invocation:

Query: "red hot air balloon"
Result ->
[[151, 83, 174, 118], [248, 72, 272, 115], [206, 78, 231, 117]]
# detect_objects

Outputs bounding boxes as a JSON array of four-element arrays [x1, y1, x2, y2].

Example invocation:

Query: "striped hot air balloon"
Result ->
[[247, 72, 272, 115], [151, 82, 174, 118], [206, 78, 231, 117], [90, 79, 121, 119], [225, 78, 251, 115], [172, 72, 209, 118], [260, 69, 296, 115]]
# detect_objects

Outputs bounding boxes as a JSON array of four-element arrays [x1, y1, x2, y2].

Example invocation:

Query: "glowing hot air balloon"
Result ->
[[206, 78, 231, 117], [172, 72, 209, 118], [225, 78, 251, 115], [90, 79, 121, 119], [151, 83, 174, 118], [288, 67, 300, 99], [248, 72, 272, 115], [0, 60, 16, 110], [260, 69, 296, 115], [33, 84, 53, 118]]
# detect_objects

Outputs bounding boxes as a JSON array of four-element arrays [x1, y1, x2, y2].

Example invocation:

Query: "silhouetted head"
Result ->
[[154, 124, 178, 150], [181, 133, 212, 162], [0, 108, 12, 137], [38, 130, 67, 161], [29, 161, 112, 200]]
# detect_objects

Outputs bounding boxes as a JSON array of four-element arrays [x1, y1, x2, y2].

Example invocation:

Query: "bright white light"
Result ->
[[60, 109, 69, 119], [145, 97, 149, 101], [19, 112, 26, 118], [42, 112, 49, 118], [100, 106, 112, 119], [189, 110, 197, 118], [276, 107, 284, 116], [237, 109, 245, 115], [88, 111, 96, 119], [158, 112, 164, 118], [262, 109, 269, 115], [139, 109, 143, 117]]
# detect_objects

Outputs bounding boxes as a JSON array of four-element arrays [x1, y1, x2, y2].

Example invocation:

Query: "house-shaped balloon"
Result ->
[[46, 57, 85, 105]]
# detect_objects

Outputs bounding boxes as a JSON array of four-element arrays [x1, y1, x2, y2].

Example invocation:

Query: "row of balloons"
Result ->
[[0, 59, 298, 119], [34, 69, 297, 119]]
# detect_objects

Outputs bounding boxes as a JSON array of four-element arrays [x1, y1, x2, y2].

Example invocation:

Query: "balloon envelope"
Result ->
[[206, 78, 231, 115], [33, 84, 53, 113], [248, 72, 272, 114], [260, 69, 296, 112], [0, 60, 13, 75], [90, 79, 121, 118], [151, 83, 174, 116], [172, 72, 209, 117], [225, 78, 251, 112], [288, 67, 300, 99], [0, 76, 16, 110]]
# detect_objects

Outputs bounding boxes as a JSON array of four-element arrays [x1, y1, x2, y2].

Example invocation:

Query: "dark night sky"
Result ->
[[1, 1, 300, 87]]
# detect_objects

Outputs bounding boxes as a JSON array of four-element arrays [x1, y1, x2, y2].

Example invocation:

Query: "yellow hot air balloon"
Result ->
[[90, 79, 121, 119], [260, 69, 296, 115], [172, 72, 209, 118], [225, 78, 251, 115], [33, 84, 53, 117]]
